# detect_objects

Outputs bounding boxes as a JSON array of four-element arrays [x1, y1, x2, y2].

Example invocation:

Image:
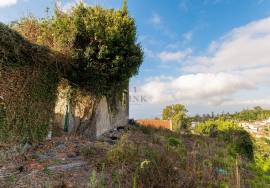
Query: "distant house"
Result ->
[[136, 119, 173, 130], [248, 125, 259, 133], [239, 118, 270, 136], [240, 122, 249, 128]]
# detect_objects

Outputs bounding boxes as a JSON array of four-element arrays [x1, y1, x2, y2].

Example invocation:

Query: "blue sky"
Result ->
[[1, 0, 270, 118]]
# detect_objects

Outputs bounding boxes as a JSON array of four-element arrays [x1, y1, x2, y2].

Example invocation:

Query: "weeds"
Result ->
[[167, 137, 182, 147], [43, 166, 51, 176], [98, 127, 234, 187], [80, 124, 268, 187], [89, 170, 97, 188], [194, 119, 254, 160], [8, 175, 17, 185], [111, 170, 121, 188]]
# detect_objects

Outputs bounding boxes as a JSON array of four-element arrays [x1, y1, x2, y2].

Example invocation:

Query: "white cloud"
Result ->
[[142, 73, 254, 105], [142, 16, 270, 107], [150, 13, 161, 25], [158, 49, 192, 62], [0, 0, 17, 8], [183, 17, 270, 73], [59, 0, 86, 13]]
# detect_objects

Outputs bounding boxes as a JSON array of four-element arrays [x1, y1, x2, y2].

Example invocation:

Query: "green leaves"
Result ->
[[0, 3, 143, 143], [13, 2, 143, 106], [194, 119, 254, 160], [49, 3, 143, 95], [162, 104, 189, 131]]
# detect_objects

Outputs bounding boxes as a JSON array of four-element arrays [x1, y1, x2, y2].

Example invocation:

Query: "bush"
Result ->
[[167, 137, 182, 147], [194, 119, 254, 160]]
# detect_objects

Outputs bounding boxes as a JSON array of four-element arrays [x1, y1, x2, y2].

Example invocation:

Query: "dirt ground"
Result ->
[[0, 125, 126, 188]]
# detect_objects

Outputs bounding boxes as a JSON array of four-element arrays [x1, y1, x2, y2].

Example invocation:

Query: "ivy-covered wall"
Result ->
[[0, 2, 142, 143], [0, 23, 61, 143]]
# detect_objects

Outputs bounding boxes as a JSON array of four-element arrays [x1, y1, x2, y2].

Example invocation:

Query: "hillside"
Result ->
[[1, 2, 270, 188], [0, 123, 269, 187]]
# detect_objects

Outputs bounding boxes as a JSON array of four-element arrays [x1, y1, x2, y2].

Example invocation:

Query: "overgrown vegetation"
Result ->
[[194, 119, 254, 160], [0, 2, 143, 143], [159, 103, 270, 186], [190, 106, 270, 122], [14, 2, 143, 96], [0, 23, 60, 143], [80, 124, 268, 187], [1, 121, 269, 187], [193, 118, 270, 187]]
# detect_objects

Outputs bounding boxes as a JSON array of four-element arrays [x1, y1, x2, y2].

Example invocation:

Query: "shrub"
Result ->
[[167, 137, 182, 147], [194, 119, 254, 160]]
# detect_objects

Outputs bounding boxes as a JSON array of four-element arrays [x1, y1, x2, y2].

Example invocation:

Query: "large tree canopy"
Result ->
[[15, 2, 143, 95]]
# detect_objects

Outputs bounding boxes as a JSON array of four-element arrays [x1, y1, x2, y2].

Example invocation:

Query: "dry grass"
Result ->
[[1, 125, 264, 187], [81, 125, 238, 188]]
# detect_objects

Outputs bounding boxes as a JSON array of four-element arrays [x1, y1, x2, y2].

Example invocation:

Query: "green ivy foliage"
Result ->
[[0, 22, 48, 67], [0, 23, 60, 143]]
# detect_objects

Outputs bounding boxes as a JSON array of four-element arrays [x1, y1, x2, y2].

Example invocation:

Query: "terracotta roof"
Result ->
[[136, 119, 172, 130]]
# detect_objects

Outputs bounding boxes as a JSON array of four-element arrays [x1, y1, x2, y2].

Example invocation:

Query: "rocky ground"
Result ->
[[0, 126, 130, 188]]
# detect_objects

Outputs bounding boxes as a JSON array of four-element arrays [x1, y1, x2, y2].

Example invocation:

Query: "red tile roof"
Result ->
[[136, 119, 172, 130]]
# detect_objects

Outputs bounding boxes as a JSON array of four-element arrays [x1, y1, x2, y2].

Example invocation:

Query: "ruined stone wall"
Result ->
[[53, 81, 129, 139]]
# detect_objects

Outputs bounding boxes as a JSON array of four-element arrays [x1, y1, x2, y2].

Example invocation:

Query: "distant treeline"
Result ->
[[190, 106, 270, 122]]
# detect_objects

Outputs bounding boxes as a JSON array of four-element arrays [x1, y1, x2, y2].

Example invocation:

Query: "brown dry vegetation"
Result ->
[[0, 124, 269, 187], [82, 125, 269, 188], [91, 126, 237, 188]]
